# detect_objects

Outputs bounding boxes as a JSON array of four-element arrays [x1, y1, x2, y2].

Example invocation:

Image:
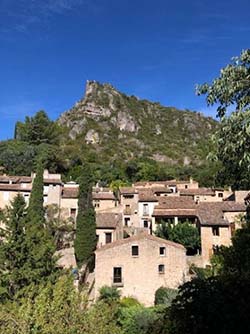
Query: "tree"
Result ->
[[154, 287, 178, 306], [74, 164, 96, 268], [0, 194, 27, 300], [23, 158, 57, 288], [0, 275, 122, 334], [155, 221, 200, 254], [15, 110, 61, 146], [197, 49, 250, 189]]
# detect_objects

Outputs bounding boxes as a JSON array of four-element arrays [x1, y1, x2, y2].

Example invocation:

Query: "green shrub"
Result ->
[[98, 286, 121, 302], [154, 287, 178, 306]]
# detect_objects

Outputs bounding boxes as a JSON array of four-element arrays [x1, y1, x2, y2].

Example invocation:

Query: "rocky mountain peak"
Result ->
[[58, 80, 217, 167]]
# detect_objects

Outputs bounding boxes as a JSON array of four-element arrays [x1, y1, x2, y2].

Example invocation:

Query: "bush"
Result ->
[[154, 287, 178, 306], [98, 286, 121, 303]]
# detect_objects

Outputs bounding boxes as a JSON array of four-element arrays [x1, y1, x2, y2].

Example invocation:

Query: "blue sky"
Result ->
[[1, 0, 250, 140]]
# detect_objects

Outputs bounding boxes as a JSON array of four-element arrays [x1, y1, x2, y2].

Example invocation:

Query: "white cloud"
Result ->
[[0, 0, 99, 34]]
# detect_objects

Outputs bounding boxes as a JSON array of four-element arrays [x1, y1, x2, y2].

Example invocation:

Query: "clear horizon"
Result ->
[[1, 0, 250, 140]]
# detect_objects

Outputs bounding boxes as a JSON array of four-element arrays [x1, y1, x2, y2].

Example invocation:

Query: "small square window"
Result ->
[[143, 220, 149, 228], [185, 185, 188, 189], [212, 226, 220, 236], [159, 247, 166, 256], [124, 217, 130, 226], [158, 264, 165, 274], [218, 192, 223, 198], [132, 245, 139, 256], [105, 232, 112, 244], [113, 267, 122, 283]]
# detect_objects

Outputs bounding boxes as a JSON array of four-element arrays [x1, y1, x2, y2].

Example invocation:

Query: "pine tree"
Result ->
[[74, 164, 96, 268], [0, 194, 27, 299]]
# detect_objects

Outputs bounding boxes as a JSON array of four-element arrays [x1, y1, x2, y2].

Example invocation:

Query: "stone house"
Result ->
[[152, 198, 246, 265], [92, 190, 116, 211], [96, 212, 122, 247], [0, 171, 62, 210], [95, 233, 187, 306]]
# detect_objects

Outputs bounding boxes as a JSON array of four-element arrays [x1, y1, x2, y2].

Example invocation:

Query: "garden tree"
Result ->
[[197, 49, 250, 189], [23, 158, 57, 287], [156, 221, 200, 254], [74, 164, 96, 268], [15, 110, 61, 146], [0, 194, 27, 300]]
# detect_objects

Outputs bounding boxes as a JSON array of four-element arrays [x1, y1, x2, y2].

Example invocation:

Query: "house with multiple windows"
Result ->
[[95, 233, 187, 306]]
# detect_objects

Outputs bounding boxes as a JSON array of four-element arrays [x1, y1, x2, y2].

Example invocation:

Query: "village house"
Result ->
[[0, 171, 247, 267], [152, 198, 246, 265], [95, 233, 187, 306]]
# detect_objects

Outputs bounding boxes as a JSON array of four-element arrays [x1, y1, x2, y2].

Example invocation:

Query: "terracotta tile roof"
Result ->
[[138, 190, 158, 202], [95, 233, 185, 252], [120, 187, 138, 195], [198, 203, 229, 226], [180, 188, 215, 196], [153, 201, 246, 226], [96, 212, 122, 229], [157, 196, 197, 209], [221, 202, 246, 212], [93, 187, 111, 192], [153, 208, 198, 217], [43, 178, 62, 185], [62, 187, 79, 198], [92, 192, 115, 200], [152, 187, 173, 194], [0, 184, 31, 192]]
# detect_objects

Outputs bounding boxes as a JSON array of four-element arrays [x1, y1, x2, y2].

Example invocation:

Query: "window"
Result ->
[[218, 192, 223, 198], [159, 247, 166, 256], [132, 245, 139, 256], [185, 185, 188, 189], [94, 201, 100, 208], [158, 264, 165, 274], [212, 226, 220, 236], [143, 220, 149, 228], [113, 267, 122, 283], [70, 208, 77, 218], [143, 204, 149, 215], [3, 192, 9, 201], [124, 194, 134, 199], [124, 217, 130, 226], [105, 232, 112, 244]]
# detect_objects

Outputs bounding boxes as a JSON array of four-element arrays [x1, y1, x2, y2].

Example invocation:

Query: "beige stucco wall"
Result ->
[[201, 226, 231, 265], [96, 228, 117, 247], [60, 198, 78, 220], [121, 194, 140, 227], [94, 199, 116, 212], [0, 190, 31, 209], [95, 238, 187, 306]]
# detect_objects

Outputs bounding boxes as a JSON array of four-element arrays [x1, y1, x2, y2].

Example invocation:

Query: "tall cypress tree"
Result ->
[[23, 158, 57, 286], [74, 164, 96, 268], [0, 194, 27, 299]]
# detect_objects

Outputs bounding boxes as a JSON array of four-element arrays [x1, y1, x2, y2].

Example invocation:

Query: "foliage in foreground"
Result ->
[[0, 275, 122, 334], [197, 49, 250, 189]]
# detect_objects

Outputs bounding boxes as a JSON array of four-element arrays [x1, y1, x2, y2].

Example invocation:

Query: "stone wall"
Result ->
[[95, 237, 187, 306]]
